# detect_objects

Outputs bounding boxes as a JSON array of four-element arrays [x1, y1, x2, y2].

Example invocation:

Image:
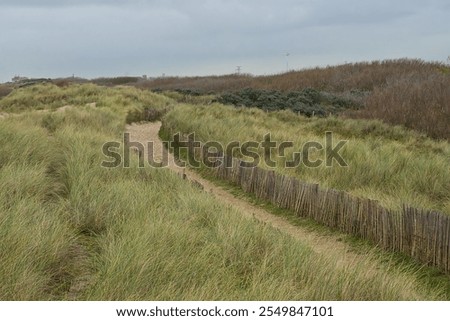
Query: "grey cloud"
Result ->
[[0, 0, 449, 82], [0, 0, 143, 7]]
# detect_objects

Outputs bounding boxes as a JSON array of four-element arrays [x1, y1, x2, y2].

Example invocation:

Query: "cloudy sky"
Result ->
[[1, 0, 449, 82]]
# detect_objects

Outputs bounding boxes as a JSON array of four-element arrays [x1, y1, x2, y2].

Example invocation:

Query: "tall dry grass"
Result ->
[[0, 83, 175, 118], [1, 84, 446, 300], [137, 74, 253, 93], [253, 59, 445, 92], [347, 73, 450, 140], [139, 59, 446, 92], [162, 103, 450, 214], [0, 116, 75, 299]]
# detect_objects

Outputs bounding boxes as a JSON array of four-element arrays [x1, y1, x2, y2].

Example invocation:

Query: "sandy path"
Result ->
[[125, 122, 363, 262]]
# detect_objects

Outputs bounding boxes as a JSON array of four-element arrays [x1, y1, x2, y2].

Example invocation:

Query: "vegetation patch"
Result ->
[[162, 103, 450, 214], [136, 59, 449, 139], [217, 87, 364, 117], [1, 84, 447, 300]]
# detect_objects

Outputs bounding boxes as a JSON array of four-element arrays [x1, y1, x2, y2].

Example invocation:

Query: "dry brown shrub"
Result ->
[[347, 73, 450, 140]]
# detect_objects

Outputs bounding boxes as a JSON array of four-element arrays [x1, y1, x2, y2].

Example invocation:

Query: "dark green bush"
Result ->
[[217, 88, 361, 117]]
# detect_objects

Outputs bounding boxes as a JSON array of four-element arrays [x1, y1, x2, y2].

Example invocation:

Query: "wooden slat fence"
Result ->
[[208, 151, 450, 273], [203, 152, 450, 273]]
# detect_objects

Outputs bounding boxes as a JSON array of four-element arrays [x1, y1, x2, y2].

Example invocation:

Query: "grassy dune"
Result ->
[[0, 116, 75, 299], [0, 83, 174, 117], [138, 59, 450, 140], [0, 84, 446, 300], [162, 103, 450, 214]]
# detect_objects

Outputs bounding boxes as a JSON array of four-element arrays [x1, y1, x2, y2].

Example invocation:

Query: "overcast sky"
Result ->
[[1, 0, 449, 82]]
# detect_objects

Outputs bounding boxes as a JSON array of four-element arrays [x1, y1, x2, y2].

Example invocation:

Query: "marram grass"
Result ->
[[163, 103, 450, 214], [0, 85, 447, 300]]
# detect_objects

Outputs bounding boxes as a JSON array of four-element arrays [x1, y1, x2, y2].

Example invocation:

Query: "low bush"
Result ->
[[217, 88, 362, 117]]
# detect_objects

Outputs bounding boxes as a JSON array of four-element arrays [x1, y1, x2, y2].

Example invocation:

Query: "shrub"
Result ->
[[347, 73, 450, 140], [217, 88, 360, 117], [0, 85, 13, 99]]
